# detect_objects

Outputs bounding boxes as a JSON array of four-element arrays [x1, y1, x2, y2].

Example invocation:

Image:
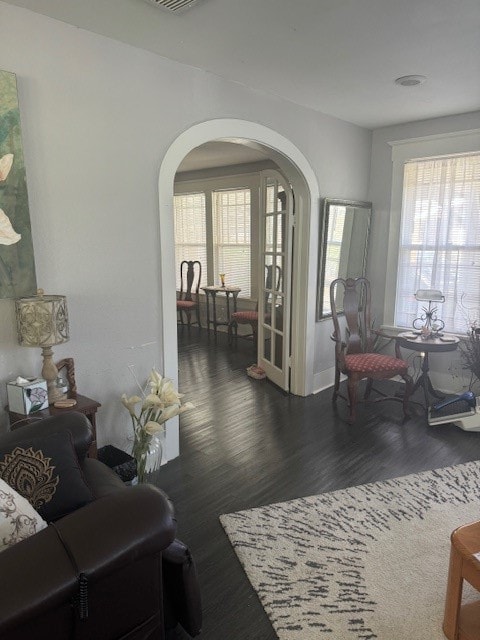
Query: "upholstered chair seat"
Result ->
[[344, 353, 409, 375], [176, 299, 197, 311], [231, 310, 259, 323]]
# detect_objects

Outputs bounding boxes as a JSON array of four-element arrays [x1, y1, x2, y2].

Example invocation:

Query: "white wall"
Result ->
[[312, 134, 372, 389], [0, 2, 372, 451]]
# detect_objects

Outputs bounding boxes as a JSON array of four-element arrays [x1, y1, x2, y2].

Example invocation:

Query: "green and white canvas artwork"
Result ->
[[0, 69, 36, 298]]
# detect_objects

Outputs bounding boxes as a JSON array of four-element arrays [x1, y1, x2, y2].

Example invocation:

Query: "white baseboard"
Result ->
[[312, 367, 467, 399], [313, 367, 337, 394]]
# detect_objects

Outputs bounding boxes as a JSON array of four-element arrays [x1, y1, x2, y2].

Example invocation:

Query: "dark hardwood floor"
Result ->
[[157, 327, 480, 640]]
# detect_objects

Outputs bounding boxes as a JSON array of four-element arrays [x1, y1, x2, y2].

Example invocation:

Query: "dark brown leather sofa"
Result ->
[[0, 412, 202, 639]]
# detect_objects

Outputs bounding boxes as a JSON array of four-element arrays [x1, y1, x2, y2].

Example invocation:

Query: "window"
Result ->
[[213, 188, 251, 297], [173, 192, 207, 291], [395, 153, 480, 333], [174, 174, 259, 299]]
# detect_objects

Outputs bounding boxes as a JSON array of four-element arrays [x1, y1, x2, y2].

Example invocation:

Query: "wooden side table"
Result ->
[[7, 393, 101, 459], [396, 332, 459, 407], [202, 285, 241, 337]]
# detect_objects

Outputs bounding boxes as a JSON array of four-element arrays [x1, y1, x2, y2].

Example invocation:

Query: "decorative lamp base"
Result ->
[[41, 345, 65, 405]]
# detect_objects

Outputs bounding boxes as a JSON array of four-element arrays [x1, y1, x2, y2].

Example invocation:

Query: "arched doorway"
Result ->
[[158, 119, 319, 459]]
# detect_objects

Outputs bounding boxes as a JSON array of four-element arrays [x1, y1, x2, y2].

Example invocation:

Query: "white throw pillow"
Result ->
[[0, 477, 47, 552]]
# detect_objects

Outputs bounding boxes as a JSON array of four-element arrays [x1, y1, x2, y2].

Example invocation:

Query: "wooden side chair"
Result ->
[[330, 276, 413, 424], [443, 520, 480, 640], [177, 260, 202, 328], [228, 264, 281, 348]]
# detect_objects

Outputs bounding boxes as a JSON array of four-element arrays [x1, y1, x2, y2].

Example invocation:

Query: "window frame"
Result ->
[[383, 129, 480, 332], [174, 172, 261, 300]]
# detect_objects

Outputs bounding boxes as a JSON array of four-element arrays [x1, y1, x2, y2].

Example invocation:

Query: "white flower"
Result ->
[[144, 420, 164, 435], [160, 379, 183, 406], [121, 393, 142, 416], [156, 404, 182, 424], [0, 154, 13, 182], [149, 369, 164, 393], [122, 369, 194, 469], [142, 393, 163, 409], [0, 209, 21, 245]]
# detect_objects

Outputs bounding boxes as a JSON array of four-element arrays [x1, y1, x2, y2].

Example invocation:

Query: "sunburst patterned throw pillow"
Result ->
[[0, 430, 93, 522]]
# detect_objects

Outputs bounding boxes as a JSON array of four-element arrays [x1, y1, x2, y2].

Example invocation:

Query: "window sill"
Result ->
[[381, 324, 468, 339]]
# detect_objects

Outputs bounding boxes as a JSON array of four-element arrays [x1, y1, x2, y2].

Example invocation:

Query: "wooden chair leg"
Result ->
[[332, 366, 340, 403], [347, 376, 358, 424], [196, 302, 202, 328], [443, 543, 464, 640], [401, 373, 413, 418]]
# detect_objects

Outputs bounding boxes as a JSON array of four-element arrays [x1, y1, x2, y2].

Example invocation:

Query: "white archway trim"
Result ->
[[158, 119, 319, 458]]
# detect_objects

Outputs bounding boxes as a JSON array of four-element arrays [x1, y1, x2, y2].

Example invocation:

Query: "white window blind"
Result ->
[[395, 153, 480, 333], [213, 188, 251, 297], [174, 192, 207, 290]]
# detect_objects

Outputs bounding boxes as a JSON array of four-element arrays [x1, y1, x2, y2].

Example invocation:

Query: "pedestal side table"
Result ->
[[202, 285, 241, 337], [396, 332, 459, 407]]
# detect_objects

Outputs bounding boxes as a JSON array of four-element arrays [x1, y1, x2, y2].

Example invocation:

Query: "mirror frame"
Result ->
[[316, 198, 372, 321]]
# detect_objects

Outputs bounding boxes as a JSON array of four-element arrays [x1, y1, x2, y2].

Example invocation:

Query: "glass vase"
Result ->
[[135, 447, 148, 484], [134, 429, 166, 483]]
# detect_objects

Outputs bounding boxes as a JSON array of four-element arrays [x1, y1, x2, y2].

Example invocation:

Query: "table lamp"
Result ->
[[15, 289, 69, 404], [413, 289, 445, 335]]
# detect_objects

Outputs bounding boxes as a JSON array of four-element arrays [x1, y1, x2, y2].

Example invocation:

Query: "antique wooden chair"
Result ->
[[443, 519, 480, 640], [330, 276, 413, 424], [177, 260, 202, 328], [228, 264, 282, 347]]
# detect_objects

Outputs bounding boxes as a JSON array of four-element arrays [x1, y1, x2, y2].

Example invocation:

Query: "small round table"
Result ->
[[396, 332, 459, 407], [201, 285, 241, 337]]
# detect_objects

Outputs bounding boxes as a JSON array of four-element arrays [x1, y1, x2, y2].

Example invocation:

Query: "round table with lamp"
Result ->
[[396, 331, 459, 408]]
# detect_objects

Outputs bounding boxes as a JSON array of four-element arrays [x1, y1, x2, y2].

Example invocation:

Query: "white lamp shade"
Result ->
[[15, 292, 69, 347], [414, 289, 445, 303]]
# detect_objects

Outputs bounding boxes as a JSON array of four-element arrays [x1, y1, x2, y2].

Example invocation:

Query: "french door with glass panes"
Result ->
[[257, 170, 293, 391]]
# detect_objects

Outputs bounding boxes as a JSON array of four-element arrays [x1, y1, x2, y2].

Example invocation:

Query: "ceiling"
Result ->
[[3, 0, 480, 129], [177, 141, 273, 172]]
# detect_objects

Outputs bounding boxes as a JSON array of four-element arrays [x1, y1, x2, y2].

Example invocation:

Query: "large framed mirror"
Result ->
[[316, 198, 372, 320]]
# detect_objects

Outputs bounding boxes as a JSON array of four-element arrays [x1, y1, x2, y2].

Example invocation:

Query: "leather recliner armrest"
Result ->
[[0, 484, 176, 635], [81, 457, 126, 498], [0, 412, 93, 462]]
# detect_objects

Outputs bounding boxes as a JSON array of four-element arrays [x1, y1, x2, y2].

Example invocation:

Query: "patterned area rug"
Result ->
[[220, 462, 480, 640]]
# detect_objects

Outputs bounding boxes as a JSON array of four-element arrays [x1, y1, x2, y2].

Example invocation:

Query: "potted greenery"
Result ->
[[459, 326, 480, 390]]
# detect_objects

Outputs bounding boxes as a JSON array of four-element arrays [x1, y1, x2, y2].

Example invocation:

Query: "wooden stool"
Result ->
[[444, 520, 480, 639]]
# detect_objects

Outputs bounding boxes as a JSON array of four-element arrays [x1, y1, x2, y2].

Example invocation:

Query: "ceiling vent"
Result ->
[[143, 0, 201, 12]]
